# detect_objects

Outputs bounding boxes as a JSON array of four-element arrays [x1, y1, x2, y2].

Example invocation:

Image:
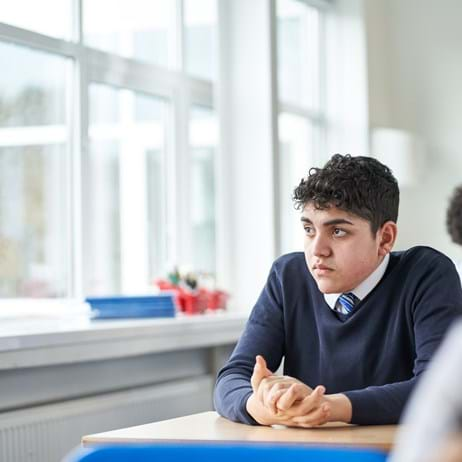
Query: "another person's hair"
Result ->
[[293, 154, 399, 234], [446, 185, 462, 245]]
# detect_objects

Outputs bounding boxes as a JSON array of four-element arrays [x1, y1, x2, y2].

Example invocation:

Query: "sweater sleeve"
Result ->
[[344, 254, 462, 424], [213, 265, 285, 424]]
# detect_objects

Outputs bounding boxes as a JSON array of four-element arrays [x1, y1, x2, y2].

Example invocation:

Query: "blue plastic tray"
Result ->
[[86, 294, 176, 319]]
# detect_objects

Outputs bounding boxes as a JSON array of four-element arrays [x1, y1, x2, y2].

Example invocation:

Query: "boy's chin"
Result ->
[[315, 280, 340, 294]]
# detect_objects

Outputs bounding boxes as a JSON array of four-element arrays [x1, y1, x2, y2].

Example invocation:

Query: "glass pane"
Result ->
[[83, 0, 176, 67], [87, 84, 169, 295], [143, 95, 170, 282], [277, 0, 321, 109], [85, 135, 121, 296], [0, 0, 72, 39], [279, 113, 318, 254], [189, 106, 217, 274], [0, 42, 70, 298], [184, 0, 217, 80]]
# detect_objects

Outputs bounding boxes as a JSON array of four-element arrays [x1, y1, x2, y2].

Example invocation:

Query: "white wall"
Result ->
[[218, 0, 278, 312], [365, 0, 462, 261]]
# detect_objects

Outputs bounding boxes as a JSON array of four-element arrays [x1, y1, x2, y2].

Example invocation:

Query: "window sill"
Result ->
[[0, 307, 247, 370]]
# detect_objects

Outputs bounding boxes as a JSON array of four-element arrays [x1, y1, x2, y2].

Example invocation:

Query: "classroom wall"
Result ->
[[364, 0, 462, 262], [219, 0, 278, 312]]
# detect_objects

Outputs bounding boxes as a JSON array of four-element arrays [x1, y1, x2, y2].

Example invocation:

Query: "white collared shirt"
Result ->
[[324, 253, 390, 310]]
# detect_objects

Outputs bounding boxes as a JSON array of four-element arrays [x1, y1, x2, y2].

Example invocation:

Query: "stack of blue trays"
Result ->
[[86, 294, 176, 319]]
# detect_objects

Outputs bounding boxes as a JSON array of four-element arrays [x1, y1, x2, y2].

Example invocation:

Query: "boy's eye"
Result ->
[[333, 228, 346, 237], [304, 226, 314, 235]]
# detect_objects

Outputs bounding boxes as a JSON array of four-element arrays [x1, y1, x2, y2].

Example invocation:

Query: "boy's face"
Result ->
[[302, 203, 386, 294]]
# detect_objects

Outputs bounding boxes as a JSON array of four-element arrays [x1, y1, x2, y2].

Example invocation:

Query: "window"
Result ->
[[0, 1, 218, 299], [276, 0, 328, 253], [278, 0, 322, 110], [86, 84, 171, 295], [0, 41, 71, 297]]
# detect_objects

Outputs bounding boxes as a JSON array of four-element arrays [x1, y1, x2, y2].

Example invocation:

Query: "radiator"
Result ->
[[0, 375, 213, 462]]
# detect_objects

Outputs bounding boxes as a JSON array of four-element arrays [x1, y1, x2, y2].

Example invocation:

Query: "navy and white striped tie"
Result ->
[[337, 292, 360, 314]]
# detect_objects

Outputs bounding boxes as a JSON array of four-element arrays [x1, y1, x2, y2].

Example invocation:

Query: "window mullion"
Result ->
[[173, 83, 192, 270], [76, 53, 89, 298]]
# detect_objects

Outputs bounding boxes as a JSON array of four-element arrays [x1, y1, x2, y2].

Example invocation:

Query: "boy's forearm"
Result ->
[[325, 393, 352, 423]]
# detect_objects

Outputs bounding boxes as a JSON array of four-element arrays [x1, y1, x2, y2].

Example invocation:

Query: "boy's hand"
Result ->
[[246, 355, 333, 427]]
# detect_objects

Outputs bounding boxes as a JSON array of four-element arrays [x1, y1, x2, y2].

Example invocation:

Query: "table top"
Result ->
[[82, 411, 397, 452]]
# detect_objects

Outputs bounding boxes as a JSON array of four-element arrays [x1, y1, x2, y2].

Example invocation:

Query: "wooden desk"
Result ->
[[82, 411, 397, 452]]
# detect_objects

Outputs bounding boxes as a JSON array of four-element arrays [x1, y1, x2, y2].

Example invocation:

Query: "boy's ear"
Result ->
[[378, 221, 398, 256]]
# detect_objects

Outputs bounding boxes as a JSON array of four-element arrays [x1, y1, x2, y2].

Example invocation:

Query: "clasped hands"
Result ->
[[246, 355, 352, 427]]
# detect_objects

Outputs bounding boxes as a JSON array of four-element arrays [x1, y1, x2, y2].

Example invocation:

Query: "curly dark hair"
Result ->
[[446, 185, 462, 245], [293, 154, 399, 234]]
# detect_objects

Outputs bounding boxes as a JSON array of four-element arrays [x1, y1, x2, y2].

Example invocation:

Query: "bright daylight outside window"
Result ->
[[277, 0, 327, 254], [0, 0, 218, 300], [184, 0, 218, 81], [83, 0, 176, 67], [189, 105, 218, 275], [0, 0, 72, 39], [0, 41, 71, 298], [86, 84, 170, 295]]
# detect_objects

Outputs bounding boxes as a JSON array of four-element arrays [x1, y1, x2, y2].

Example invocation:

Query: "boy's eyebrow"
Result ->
[[300, 217, 355, 226]]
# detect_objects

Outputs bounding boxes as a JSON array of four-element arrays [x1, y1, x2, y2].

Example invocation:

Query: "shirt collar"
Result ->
[[324, 253, 390, 309]]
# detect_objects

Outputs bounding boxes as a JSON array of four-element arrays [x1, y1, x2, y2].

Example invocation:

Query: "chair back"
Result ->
[[65, 443, 388, 462]]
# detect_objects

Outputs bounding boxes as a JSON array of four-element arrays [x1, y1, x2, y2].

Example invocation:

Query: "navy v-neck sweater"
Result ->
[[214, 246, 462, 425]]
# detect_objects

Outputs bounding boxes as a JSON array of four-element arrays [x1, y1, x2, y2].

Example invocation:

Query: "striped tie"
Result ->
[[337, 292, 360, 314]]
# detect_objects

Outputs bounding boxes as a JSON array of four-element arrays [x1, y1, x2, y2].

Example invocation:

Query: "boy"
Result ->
[[214, 154, 462, 426]]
